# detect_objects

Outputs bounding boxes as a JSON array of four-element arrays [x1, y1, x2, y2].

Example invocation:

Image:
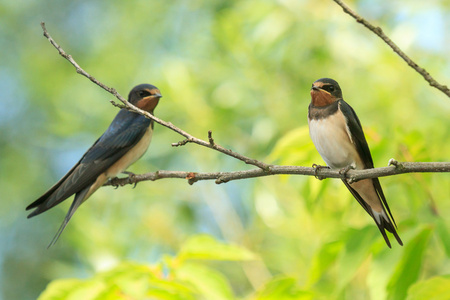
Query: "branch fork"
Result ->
[[40, 21, 449, 189]]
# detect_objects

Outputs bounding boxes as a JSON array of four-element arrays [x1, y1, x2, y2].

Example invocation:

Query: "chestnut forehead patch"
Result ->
[[149, 88, 161, 95], [313, 81, 325, 88]]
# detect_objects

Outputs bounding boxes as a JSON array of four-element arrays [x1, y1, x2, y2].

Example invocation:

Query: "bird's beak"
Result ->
[[312, 85, 331, 95], [136, 90, 162, 111]]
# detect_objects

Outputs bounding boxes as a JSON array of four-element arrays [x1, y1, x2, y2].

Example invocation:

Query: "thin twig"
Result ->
[[40, 22, 270, 171], [40, 22, 450, 188], [331, 0, 450, 98], [104, 161, 450, 187]]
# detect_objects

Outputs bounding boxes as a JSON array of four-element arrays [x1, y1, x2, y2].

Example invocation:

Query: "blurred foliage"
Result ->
[[0, 0, 449, 299], [38, 235, 255, 300]]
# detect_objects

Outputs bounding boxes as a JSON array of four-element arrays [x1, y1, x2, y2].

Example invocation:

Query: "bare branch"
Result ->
[[40, 22, 270, 171], [41, 22, 449, 189], [104, 161, 450, 187], [331, 0, 450, 98]]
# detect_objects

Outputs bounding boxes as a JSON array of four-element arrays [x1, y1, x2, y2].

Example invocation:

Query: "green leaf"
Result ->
[[92, 262, 163, 298], [406, 275, 450, 300], [176, 262, 234, 300], [38, 262, 199, 300], [387, 226, 433, 300], [100, 263, 197, 300], [436, 218, 450, 258], [367, 244, 403, 300], [38, 279, 83, 300], [178, 234, 257, 262], [143, 279, 197, 300], [38, 279, 107, 300], [336, 226, 379, 289], [253, 276, 314, 300], [307, 241, 343, 286]]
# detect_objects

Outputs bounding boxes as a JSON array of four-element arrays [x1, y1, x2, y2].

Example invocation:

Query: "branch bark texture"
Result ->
[[40, 22, 450, 189], [105, 161, 450, 187], [332, 0, 450, 98]]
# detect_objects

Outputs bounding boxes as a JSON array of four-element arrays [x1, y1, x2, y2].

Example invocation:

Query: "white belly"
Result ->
[[82, 127, 154, 202], [105, 127, 153, 178], [309, 113, 361, 169]]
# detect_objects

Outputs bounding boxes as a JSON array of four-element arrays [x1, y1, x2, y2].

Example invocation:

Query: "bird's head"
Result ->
[[310, 78, 342, 107], [128, 84, 162, 113]]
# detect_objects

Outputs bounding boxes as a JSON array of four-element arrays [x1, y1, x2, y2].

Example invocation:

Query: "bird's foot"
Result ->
[[122, 171, 138, 188], [339, 165, 355, 179], [109, 178, 120, 189], [312, 163, 330, 180]]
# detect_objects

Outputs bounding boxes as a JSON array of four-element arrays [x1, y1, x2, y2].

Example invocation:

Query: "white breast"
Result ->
[[308, 112, 361, 169], [105, 127, 153, 178]]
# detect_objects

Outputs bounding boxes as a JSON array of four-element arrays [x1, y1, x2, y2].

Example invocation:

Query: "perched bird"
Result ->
[[27, 84, 162, 247], [308, 78, 402, 248]]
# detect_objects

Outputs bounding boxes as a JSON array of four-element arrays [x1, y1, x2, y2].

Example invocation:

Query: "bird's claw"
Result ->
[[107, 178, 120, 189], [122, 171, 138, 188], [339, 165, 355, 178], [312, 163, 329, 180]]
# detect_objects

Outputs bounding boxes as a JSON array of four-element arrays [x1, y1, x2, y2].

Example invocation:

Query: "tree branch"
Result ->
[[105, 161, 450, 187], [331, 0, 450, 98], [40, 22, 270, 171], [40, 22, 449, 189]]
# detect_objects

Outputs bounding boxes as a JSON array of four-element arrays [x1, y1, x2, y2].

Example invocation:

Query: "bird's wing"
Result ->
[[338, 100, 374, 168], [338, 100, 397, 226], [27, 111, 151, 217]]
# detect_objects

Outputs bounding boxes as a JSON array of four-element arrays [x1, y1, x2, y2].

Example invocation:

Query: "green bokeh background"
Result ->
[[0, 0, 449, 299]]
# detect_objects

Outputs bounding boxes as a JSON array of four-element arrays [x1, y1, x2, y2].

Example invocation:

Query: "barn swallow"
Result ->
[[27, 84, 162, 247], [308, 78, 402, 248]]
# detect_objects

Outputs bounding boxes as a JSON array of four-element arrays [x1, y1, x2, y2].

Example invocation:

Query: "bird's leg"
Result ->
[[122, 171, 138, 188], [339, 165, 355, 180], [312, 163, 330, 180], [108, 178, 120, 189]]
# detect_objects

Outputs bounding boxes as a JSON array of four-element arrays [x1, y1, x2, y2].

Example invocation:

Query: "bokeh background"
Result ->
[[1, 0, 449, 299]]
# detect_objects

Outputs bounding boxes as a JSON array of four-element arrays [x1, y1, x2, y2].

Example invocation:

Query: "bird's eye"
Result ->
[[323, 85, 334, 92], [139, 90, 151, 97]]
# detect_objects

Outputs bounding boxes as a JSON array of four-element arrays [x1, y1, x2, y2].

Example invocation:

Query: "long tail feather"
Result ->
[[47, 186, 89, 248]]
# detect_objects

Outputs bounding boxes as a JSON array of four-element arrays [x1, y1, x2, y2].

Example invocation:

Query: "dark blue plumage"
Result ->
[[27, 84, 162, 247]]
